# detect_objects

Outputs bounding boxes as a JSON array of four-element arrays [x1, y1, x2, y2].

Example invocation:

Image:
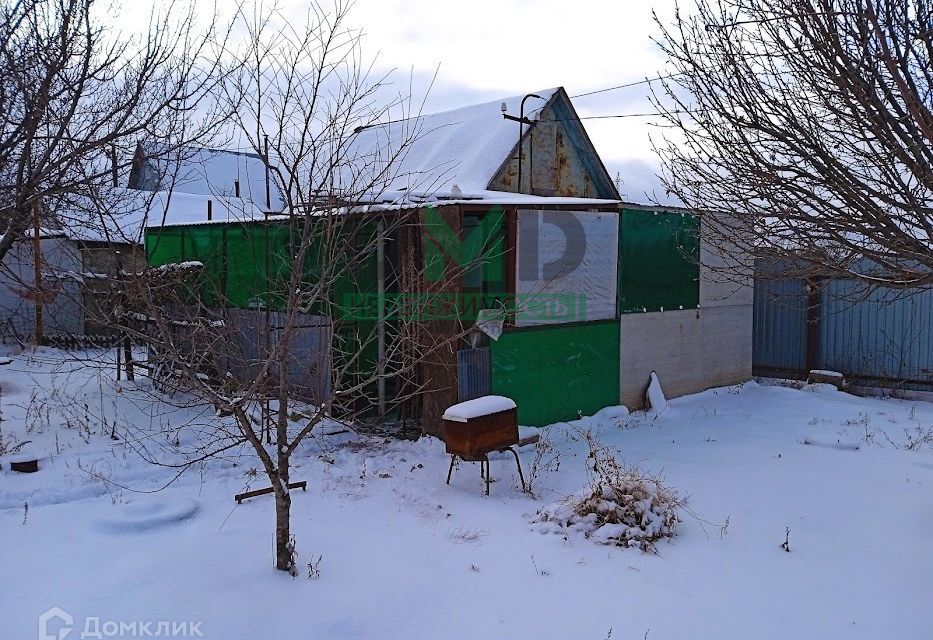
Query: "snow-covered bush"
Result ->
[[534, 430, 680, 552]]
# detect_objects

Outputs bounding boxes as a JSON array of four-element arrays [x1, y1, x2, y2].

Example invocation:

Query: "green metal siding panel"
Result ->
[[146, 221, 384, 314], [618, 209, 699, 313], [145, 226, 224, 305], [223, 224, 292, 309], [188, 226, 226, 306], [490, 320, 620, 426], [145, 228, 186, 267]]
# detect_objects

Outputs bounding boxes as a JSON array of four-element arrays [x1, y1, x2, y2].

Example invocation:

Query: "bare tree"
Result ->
[[652, 0, 933, 288], [112, 1, 481, 574], [0, 0, 230, 268]]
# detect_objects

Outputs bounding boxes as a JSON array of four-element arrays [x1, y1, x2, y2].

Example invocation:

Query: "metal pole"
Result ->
[[517, 104, 524, 194], [32, 201, 43, 346], [264, 135, 271, 211], [376, 220, 386, 417], [516, 94, 544, 194], [110, 144, 119, 187], [264, 213, 272, 444]]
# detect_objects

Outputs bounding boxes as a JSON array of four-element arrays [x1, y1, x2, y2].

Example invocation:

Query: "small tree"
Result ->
[[116, 1, 477, 574], [652, 0, 933, 288]]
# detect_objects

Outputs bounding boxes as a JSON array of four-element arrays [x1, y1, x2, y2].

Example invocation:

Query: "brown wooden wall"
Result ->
[[396, 205, 462, 438]]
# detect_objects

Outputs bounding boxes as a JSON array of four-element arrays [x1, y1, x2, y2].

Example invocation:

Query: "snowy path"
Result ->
[[2, 351, 932, 640]]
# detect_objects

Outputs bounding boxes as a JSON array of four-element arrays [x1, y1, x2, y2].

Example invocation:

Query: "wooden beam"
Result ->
[[234, 480, 307, 504]]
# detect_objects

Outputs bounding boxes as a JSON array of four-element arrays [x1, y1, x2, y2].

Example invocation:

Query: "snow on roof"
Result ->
[[340, 89, 559, 201], [60, 188, 269, 242], [53, 185, 621, 241], [364, 189, 620, 209], [132, 144, 285, 209]]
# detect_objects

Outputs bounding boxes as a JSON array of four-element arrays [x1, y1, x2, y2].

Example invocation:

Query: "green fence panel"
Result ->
[[619, 209, 699, 313], [147, 220, 387, 313], [145, 228, 186, 267], [187, 226, 226, 306], [222, 223, 293, 309], [145, 226, 225, 305], [490, 320, 620, 426]]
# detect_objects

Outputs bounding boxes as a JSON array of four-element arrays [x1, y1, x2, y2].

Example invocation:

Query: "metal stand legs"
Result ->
[[445, 447, 526, 495], [504, 446, 526, 492]]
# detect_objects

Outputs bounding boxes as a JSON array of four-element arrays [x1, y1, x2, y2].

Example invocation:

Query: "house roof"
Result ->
[[340, 88, 560, 200], [59, 189, 269, 242], [128, 144, 285, 209]]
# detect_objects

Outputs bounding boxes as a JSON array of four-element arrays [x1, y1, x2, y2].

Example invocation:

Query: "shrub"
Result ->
[[534, 429, 680, 553]]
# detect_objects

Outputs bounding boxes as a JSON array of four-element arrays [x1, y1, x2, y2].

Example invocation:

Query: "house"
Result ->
[[129, 143, 285, 210], [143, 88, 755, 433], [0, 141, 287, 342], [0, 188, 271, 342]]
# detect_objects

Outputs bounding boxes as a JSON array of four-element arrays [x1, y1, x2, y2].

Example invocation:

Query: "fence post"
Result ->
[[805, 277, 825, 372]]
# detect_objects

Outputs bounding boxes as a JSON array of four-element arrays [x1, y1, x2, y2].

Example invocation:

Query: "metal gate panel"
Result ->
[[457, 347, 490, 402]]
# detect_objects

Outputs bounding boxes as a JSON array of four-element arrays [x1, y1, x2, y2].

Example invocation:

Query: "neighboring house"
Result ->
[[128, 143, 285, 210], [0, 141, 286, 342], [0, 189, 270, 342], [145, 87, 756, 433], [0, 234, 86, 341]]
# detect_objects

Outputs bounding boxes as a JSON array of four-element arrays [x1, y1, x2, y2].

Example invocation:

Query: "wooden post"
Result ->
[[805, 277, 824, 373], [376, 220, 386, 417]]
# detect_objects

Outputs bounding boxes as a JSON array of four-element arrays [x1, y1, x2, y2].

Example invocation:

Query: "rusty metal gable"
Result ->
[[488, 88, 619, 200]]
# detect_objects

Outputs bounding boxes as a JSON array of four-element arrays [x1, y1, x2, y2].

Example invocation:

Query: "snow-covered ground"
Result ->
[[2, 349, 932, 640]]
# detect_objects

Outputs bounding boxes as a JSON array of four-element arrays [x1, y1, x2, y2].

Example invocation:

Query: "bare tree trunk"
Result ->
[[122, 333, 134, 381], [274, 442, 292, 572], [274, 485, 292, 572]]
